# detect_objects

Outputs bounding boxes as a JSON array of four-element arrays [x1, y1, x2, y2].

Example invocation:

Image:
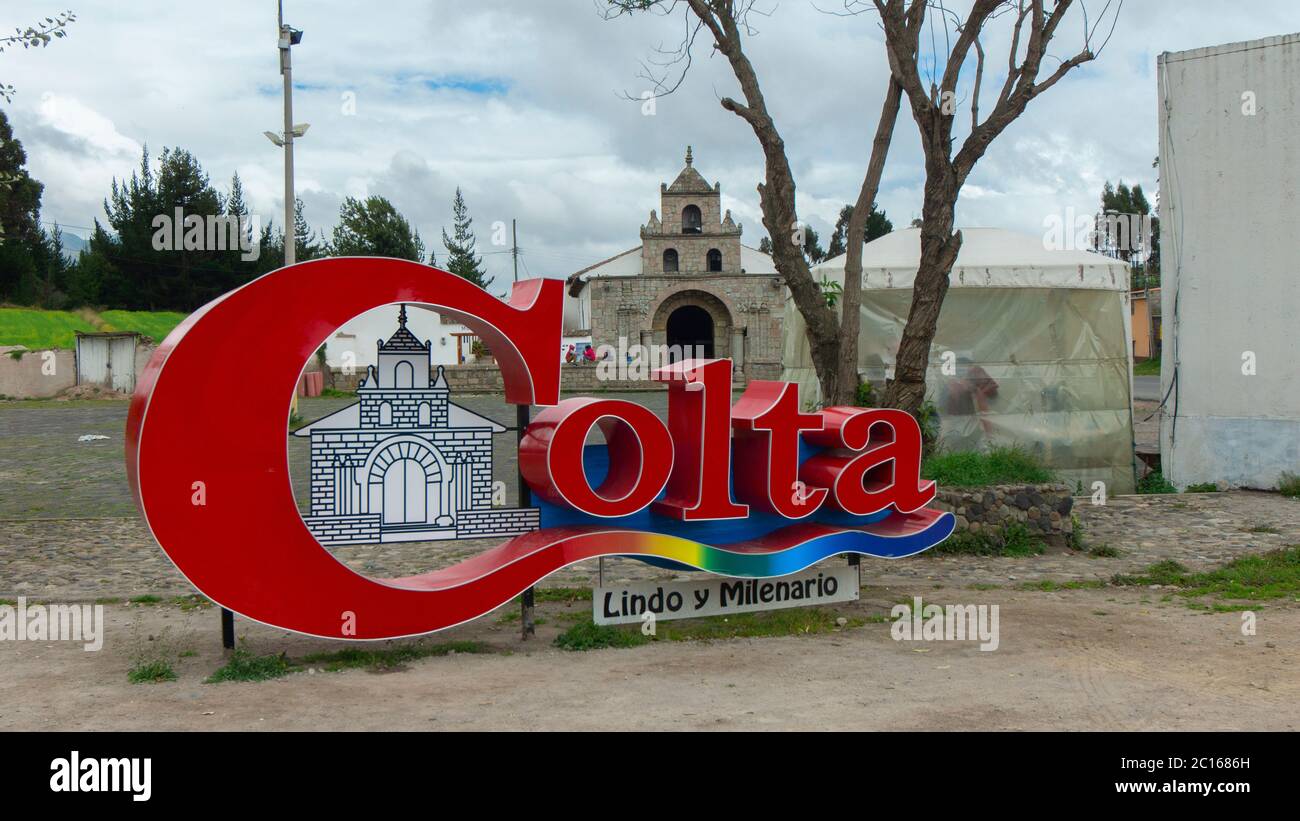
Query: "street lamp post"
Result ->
[[270, 1, 305, 267]]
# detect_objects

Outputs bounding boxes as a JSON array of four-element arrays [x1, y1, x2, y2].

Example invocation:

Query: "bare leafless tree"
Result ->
[[607, 0, 1121, 418], [872, 0, 1122, 413], [605, 0, 905, 406]]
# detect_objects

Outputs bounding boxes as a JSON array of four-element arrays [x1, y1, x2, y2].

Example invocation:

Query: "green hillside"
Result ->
[[0, 308, 187, 349], [98, 310, 188, 343]]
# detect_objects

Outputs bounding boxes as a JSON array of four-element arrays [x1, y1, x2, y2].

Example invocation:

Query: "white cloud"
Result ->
[[4, 0, 1296, 281]]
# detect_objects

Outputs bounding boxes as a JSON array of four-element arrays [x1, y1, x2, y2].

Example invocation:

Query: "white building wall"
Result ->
[[1159, 33, 1300, 489], [324, 304, 464, 370]]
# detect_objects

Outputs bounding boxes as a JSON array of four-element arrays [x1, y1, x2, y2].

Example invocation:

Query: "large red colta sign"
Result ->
[[126, 259, 952, 639]]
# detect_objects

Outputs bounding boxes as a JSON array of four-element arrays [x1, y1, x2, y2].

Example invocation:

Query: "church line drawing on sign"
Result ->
[[294, 305, 540, 546]]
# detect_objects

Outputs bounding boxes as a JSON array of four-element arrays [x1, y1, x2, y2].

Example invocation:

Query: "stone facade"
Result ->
[[931, 483, 1075, 547], [570, 148, 785, 382]]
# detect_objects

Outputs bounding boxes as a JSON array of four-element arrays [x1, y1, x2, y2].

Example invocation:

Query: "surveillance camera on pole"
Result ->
[[269, 0, 305, 266]]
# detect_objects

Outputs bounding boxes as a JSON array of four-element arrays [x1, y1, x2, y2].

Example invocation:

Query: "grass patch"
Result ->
[[1133, 358, 1160, 376], [1088, 544, 1123, 558], [318, 387, 354, 399], [169, 594, 212, 611], [301, 640, 491, 672], [1245, 524, 1280, 534], [127, 659, 177, 684], [1017, 579, 1106, 592], [1137, 469, 1178, 494], [128, 594, 163, 604], [1279, 472, 1300, 499], [931, 522, 1046, 557], [1111, 559, 1188, 587], [655, 607, 860, 641], [206, 648, 292, 683], [554, 607, 860, 650], [554, 621, 651, 651], [1112, 548, 1300, 605], [1185, 601, 1256, 613], [1184, 482, 1219, 493], [532, 586, 591, 603], [922, 446, 1053, 487]]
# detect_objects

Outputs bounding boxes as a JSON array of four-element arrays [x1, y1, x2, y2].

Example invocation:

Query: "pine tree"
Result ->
[[292, 197, 322, 261], [226, 173, 248, 220], [0, 109, 43, 245], [441, 187, 492, 289], [0, 110, 51, 304], [330, 195, 425, 261]]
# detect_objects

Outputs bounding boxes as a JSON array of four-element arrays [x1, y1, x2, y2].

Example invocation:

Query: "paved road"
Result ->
[[1133, 375, 1161, 401]]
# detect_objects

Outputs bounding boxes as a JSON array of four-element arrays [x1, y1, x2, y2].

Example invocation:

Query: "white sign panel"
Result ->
[[593, 566, 860, 626]]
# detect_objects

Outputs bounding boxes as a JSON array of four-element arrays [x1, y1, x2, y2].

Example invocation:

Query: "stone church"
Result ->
[[563, 148, 784, 381]]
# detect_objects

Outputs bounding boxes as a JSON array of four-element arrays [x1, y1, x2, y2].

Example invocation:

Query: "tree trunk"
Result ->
[[836, 75, 903, 407], [882, 168, 961, 415], [697, 0, 844, 406]]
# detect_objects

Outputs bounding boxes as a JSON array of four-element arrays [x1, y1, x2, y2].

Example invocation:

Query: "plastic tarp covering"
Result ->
[[782, 286, 1137, 494]]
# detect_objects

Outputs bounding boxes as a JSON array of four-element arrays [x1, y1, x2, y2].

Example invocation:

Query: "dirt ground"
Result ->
[[3, 395, 1298, 731], [1, 583, 1295, 731]]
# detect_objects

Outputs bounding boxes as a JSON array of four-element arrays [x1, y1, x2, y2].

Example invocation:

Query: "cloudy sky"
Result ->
[[6, 1, 1297, 289]]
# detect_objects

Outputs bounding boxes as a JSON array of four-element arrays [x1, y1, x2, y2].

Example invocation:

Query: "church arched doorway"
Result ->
[[364, 437, 449, 530], [382, 458, 428, 524], [666, 304, 714, 360]]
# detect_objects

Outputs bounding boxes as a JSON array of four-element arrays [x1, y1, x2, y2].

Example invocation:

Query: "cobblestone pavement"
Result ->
[[2, 396, 1297, 601]]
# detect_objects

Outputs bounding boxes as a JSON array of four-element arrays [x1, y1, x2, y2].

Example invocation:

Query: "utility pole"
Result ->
[[512, 218, 519, 283]]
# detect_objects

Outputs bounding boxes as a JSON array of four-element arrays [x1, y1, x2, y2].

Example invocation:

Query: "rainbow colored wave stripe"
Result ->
[[387, 508, 954, 592]]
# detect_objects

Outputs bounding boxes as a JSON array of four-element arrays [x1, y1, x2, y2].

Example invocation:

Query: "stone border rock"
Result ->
[[931, 483, 1074, 548]]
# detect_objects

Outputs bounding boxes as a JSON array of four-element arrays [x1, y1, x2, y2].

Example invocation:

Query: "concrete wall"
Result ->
[[0, 343, 158, 399], [0, 348, 77, 398], [1158, 34, 1300, 489]]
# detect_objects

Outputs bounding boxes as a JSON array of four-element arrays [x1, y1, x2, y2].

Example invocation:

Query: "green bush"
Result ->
[[922, 445, 1053, 487], [854, 379, 875, 408], [931, 521, 1046, 557], [1137, 469, 1178, 494], [554, 621, 649, 651], [206, 649, 292, 683], [1278, 472, 1300, 499], [914, 399, 940, 458], [128, 659, 177, 684]]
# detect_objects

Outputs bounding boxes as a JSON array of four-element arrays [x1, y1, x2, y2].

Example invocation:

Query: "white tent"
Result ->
[[782, 228, 1136, 494]]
